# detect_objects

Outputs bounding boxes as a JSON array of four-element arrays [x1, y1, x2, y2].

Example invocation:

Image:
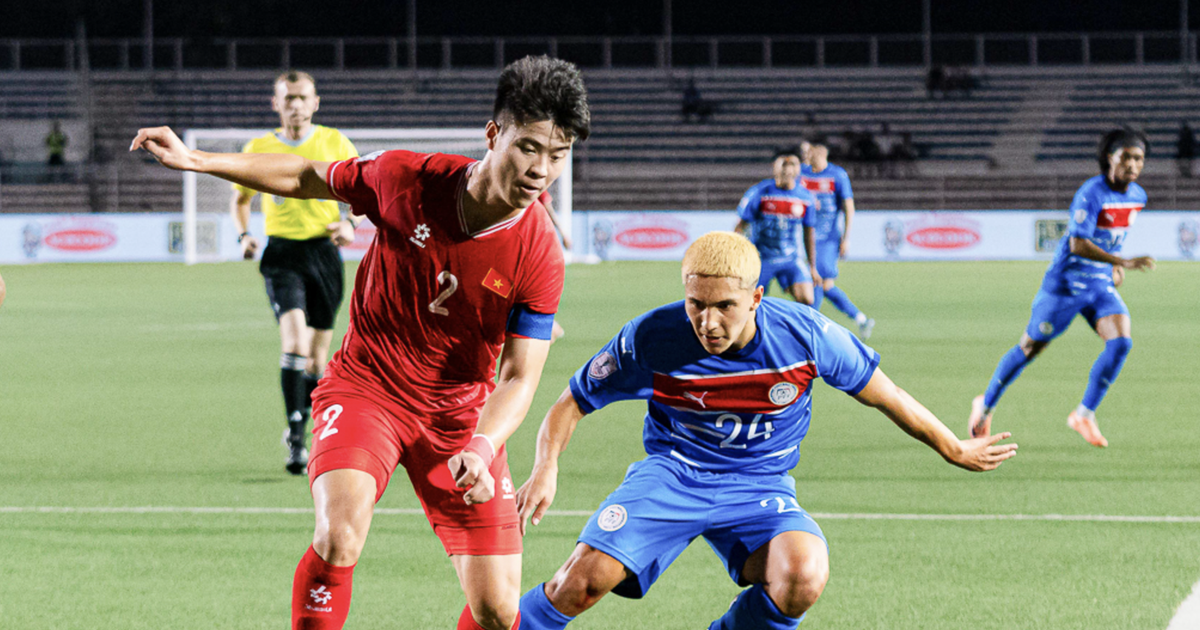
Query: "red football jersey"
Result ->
[[324, 150, 565, 426]]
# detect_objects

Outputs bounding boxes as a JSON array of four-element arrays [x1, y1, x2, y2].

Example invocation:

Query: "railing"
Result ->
[[0, 31, 1196, 72]]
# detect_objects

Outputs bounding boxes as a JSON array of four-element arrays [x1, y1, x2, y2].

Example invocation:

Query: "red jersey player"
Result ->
[[130, 55, 591, 630]]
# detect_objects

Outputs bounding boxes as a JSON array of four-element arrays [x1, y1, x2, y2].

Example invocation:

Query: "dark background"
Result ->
[[3, 1, 1194, 39]]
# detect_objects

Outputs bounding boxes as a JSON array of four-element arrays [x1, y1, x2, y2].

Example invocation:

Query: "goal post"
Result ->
[[181, 128, 573, 264]]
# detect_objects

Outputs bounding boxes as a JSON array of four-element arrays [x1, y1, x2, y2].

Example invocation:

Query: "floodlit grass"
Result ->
[[1, 260, 1197, 629]]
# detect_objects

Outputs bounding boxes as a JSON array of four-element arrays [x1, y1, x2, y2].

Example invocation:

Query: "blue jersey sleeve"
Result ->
[[811, 313, 880, 395], [737, 186, 762, 222], [1068, 185, 1100, 240], [568, 321, 655, 414], [836, 169, 853, 203], [801, 192, 817, 228]]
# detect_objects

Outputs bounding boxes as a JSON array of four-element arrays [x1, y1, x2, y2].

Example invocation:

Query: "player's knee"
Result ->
[[1019, 338, 1048, 359], [1109, 336, 1132, 358], [467, 599, 518, 630], [767, 550, 829, 616], [544, 562, 614, 616], [312, 520, 367, 566]]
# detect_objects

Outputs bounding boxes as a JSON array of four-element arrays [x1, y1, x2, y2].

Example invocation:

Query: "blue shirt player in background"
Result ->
[[802, 143, 875, 339], [516, 232, 1017, 630], [735, 147, 820, 305], [969, 128, 1156, 448]]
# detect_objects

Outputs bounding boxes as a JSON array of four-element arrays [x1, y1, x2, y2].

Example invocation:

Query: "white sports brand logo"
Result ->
[[410, 223, 432, 248], [310, 585, 333, 605], [769, 382, 799, 406], [597, 505, 628, 531]]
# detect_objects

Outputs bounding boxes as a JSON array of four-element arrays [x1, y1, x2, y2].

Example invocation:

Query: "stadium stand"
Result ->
[[3, 63, 1200, 212]]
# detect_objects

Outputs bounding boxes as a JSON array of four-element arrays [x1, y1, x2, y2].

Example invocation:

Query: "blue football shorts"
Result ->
[[577, 454, 826, 599], [1025, 284, 1129, 342], [758, 256, 813, 292], [814, 237, 841, 280]]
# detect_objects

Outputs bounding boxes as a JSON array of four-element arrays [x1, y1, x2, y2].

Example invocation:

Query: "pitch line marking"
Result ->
[[1, 506, 1199, 523]]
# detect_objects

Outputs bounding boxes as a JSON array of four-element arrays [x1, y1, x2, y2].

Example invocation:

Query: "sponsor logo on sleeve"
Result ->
[[1038, 321, 1054, 336], [589, 352, 617, 380], [1074, 209, 1088, 224], [597, 504, 628, 532]]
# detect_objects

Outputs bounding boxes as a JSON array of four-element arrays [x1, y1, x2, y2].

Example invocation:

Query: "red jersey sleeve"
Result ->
[[326, 150, 427, 227], [517, 220, 566, 315]]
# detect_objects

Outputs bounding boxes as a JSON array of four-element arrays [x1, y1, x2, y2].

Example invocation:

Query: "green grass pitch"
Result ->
[[1, 260, 1197, 629]]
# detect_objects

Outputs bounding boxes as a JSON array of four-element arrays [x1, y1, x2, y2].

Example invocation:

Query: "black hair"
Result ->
[[493, 55, 591, 142], [1097, 126, 1148, 174], [772, 146, 802, 161]]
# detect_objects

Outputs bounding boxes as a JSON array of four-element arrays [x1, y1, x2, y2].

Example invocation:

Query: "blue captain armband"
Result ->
[[506, 304, 556, 340]]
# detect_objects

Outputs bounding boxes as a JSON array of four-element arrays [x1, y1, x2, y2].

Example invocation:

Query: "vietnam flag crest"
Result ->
[[482, 268, 513, 298]]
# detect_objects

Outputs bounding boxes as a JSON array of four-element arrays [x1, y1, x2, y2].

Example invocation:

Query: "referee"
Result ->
[[231, 71, 359, 474]]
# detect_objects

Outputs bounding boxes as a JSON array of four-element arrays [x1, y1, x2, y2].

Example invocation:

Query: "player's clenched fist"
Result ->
[[448, 450, 495, 505], [130, 126, 198, 171], [516, 465, 558, 535]]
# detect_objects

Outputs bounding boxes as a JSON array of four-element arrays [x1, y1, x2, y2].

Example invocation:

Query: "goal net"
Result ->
[[180, 128, 573, 264]]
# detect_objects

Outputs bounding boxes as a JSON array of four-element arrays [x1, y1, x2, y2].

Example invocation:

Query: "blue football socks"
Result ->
[[983, 345, 1033, 411], [708, 584, 802, 630], [519, 583, 574, 630], [824, 286, 861, 320], [811, 285, 824, 310], [1081, 337, 1132, 412]]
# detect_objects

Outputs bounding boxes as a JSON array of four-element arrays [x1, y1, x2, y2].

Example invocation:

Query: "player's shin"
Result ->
[[1081, 337, 1132, 412], [292, 545, 355, 630], [983, 345, 1033, 411], [708, 584, 802, 630], [824, 286, 861, 320], [518, 584, 574, 630]]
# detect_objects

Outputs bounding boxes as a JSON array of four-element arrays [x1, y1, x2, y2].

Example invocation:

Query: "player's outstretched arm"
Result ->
[[130, 126, 336, 201], [1069, 237, 1155, 271], [515, 388, 588, 535], [853, 367, 1018, 472], [448, 335, 552, 506]]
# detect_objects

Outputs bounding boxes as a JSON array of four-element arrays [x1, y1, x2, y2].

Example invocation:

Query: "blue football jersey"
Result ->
[[1043, 175, 1146, 294], [569, 298, 880, 475], [736, 179, 817, 260], [801, 163, 854, 240]]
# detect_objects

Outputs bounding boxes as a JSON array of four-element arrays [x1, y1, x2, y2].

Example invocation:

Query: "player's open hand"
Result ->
[[1112, 265, 1125, 287], [327, 221, 356, 247], [1121, 255, 1156, 272], [951, 432, 1018, 472], [448, 451, 495, 505], [516, 464, 558, 536], [130, 127, 198, 171], [810, 265, 823, 285], [838, 239, 849, 260]]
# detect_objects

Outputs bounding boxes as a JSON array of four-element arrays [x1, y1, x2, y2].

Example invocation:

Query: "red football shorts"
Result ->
[[308, 380, 521, 556]]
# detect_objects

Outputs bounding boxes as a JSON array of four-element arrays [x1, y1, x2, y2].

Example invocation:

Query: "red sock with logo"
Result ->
[[456, 605, 520, 630], [292, 546, 355, 630]]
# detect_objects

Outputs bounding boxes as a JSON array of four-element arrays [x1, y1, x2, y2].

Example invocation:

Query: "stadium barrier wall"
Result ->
[[3, 211, 1198, 264], [573, 211, 1200, 262]]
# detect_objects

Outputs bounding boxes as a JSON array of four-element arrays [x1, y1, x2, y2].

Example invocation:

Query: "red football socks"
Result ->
[[457, 605, 520, 630], [292, 546, 356, 629]]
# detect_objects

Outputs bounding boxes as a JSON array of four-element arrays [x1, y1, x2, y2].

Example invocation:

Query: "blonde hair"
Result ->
[[681, 231, 761, 289], [275, 70, 317, 90]]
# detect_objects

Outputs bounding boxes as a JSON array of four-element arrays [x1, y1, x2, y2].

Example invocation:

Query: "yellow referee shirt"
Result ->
[[234, 125, 358, 240]]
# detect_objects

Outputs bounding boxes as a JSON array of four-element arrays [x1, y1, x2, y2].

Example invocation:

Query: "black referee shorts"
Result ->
[[260, 236, 344, 331]]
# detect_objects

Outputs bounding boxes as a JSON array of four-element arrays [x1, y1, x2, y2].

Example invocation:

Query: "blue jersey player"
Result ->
[[517, 232, 1017, 630], [802, 144, 874, 339], [969, 128, 1156, 448], [735, 147, 820, 305]]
